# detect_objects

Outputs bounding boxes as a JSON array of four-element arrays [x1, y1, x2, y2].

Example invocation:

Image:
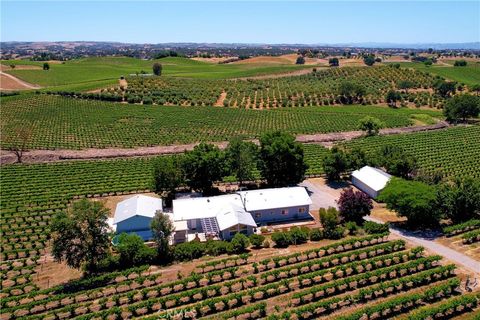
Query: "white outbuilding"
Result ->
[[351, 166, 392, 199], [113, 195, 163, 240]]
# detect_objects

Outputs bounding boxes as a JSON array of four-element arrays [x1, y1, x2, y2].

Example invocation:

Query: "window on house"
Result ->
[[255, 212, 261, 218], [281, 209, 288, 215], [298, 207, 306, 213]]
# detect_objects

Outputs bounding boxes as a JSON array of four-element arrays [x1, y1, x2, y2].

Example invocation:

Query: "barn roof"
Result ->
[[113, 195, 163, 224], [351, 166, 392, 192], [238, 187, 312, 212]]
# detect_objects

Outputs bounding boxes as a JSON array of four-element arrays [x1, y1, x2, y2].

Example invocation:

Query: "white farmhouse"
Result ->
[[351, 166, 392, 199], [173, 187, 312, 241]]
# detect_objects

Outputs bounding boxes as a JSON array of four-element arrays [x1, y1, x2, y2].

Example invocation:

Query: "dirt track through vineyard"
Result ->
[[0, 122, 449, 165]]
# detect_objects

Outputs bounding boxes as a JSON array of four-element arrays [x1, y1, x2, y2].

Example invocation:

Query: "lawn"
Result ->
[[389, 61, 480, 86], [1, 57, 314, 89], [0, 94, 442, 149]]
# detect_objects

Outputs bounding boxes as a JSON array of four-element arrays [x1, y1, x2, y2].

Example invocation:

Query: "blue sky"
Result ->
[[1, 1, 479, 44]]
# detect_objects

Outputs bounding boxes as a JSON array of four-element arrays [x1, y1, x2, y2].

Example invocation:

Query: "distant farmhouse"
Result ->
[[351, 166, 392, 199], [112, 187, 312, 243]]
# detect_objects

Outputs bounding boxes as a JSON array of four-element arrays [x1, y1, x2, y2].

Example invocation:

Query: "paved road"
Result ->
[[365, 216, 480, 275]]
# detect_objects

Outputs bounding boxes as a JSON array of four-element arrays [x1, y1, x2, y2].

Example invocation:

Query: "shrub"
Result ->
[[249, 234, 265, 249], [271, 232, 292, 247], [229, 233, 250, 253], [174, 241, 206, 261], [363, 221, 390, 234], [345, 221, 359, 235], [116, 233, 156, 268], [309, 228, 324, 241], [319, 207, 343, 239], [289, 226, 310, 244]]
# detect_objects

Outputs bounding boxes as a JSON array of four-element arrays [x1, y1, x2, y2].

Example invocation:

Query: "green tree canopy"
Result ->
[[42, 62, 50, 70], [225, 138, 258, 186], [322, 147, 349, 181], [378, 178, 440, 227], [296, 56, 305, 64], [259, 131, 307, 187], [385, 90, 401, 107], [152, 156, 184, 205], [328, 57, 339, 67], [51, 199, 111, 272], [358, 116, 385, 136], [319, 207, 344, 239], [183, 143, 225, 194], [338, 81, 366, 104], [151, 210, 175, 258], [443, 94, 480, 123], [435, 177, 480, 223], [152, 62, 162, 76], [116, 233, 156, 268], [378, 145, 417, 179], [363, 55, 376, 66], [434, 80, 456, 97]]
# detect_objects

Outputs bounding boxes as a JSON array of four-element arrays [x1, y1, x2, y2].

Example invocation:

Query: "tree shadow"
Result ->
[[325, 180, 351, 190]]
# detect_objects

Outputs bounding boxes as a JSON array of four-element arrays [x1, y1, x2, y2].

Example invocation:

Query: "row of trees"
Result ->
[[322, 144, 417, 182], [380, 177, 480, 227], [153, 131, 308, 202]]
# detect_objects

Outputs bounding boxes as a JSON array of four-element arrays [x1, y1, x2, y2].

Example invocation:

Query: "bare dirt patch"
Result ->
[[191, 57, 235, 64], [0, 72, 41, 90], [0, 64, 42, 71], [214, 91, 227, 107], [34, 256, 82, 289]]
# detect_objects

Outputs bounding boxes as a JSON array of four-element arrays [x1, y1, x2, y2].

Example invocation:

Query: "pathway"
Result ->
[[365, 216, 480, 275], [0, 71, 41, 90]]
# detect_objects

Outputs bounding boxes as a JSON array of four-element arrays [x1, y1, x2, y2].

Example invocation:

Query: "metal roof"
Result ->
[[238, 187, 312, 212], [351, 166, 392, 192], [113, 195, 163, 224]]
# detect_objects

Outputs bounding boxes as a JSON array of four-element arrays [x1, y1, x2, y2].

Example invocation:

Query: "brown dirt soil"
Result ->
[[214, 91, 227, 106], [233, 67, 323, 80], [436, 235, 480, 261], [0, 122, 449, 165], [0, 64, 42, 71], [190, 57, 235, 64], [0, 72, 41, 90], [34, 256, 82, 289], [231, 54, 327, 66]]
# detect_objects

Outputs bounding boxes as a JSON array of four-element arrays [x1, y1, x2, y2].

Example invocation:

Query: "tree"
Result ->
[[319, 207, 343, 239], [225, 138, 258, 186], [152, 156, 184, 206], [230, 233, 249, 253], [4, 126, 32, 163], [322, 147, 348, 181], [434, 80, 456, 97], [289, 226, 310, 245], [116, 233, 156, 268], [338, 81, 366, 104], [358, 116, 384, 136], [337, 188, 373, 223], [151, 210, 175, 258], [435, 177, 480, 223], [397, 80, 414, 93], [51, 199, 110, 272], [454, 60, 467, 67], [378, 145, 417, 179], [363, 55, 376, 66], [443, 94, 480, 123], [152, 62, 162, 76], [385, 90, 401, 107], [249, 234, 265, 249], [43, 62, 50, 70], [378, 178, 440, 228], [328, 57, 339, 67], [296, 56, 305, 65], [182, 143, 225, 194], [259, 131, 307, 187]]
